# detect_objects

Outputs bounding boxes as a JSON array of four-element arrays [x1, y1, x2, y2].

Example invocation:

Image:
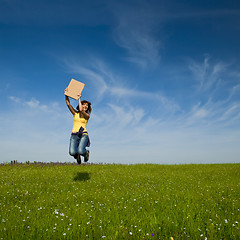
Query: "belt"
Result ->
[[72, 131, 88, 135]]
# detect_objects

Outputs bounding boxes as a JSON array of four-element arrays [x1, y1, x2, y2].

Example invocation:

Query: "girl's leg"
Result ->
[[69, 134, 80, 157], [78, 135, 89, 157]]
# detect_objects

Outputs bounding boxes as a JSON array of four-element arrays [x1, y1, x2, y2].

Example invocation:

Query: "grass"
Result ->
[[0, 163, 239, 239]]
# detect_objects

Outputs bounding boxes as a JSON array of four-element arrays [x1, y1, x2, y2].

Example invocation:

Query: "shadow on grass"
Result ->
[[73, 172, 91, 181]]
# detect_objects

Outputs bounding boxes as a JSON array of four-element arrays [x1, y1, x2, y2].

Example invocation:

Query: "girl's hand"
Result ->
[[77, 93, 81, 99], [64, 88, 69, 93]]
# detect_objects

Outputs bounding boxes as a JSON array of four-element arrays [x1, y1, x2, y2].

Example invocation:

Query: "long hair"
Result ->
[[76, 100, 92, 113]]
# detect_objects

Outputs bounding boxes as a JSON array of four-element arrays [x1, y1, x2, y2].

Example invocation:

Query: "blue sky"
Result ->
[[0, 0, 240, 164]]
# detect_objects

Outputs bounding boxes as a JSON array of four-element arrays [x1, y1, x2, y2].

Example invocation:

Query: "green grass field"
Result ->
[[0, 163, 239, 239]]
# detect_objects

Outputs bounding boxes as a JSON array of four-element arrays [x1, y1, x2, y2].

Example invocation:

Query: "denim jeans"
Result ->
[[69, 134, 89, 157]]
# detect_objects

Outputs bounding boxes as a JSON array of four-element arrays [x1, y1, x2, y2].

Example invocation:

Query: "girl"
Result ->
[[65, 90, 92, 164]]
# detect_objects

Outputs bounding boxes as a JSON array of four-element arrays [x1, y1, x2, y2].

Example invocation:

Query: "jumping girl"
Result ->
[[65, 89, 92, 164]]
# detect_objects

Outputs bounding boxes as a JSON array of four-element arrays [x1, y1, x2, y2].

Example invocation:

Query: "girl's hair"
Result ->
[[76, 100, 92, 113]]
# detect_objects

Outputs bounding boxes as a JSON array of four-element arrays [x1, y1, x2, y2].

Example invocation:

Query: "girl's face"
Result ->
[[82, 102, 88, 111]]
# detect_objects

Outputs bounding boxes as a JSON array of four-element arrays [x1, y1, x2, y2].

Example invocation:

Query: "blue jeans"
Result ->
[[69, 134, 89, 157]]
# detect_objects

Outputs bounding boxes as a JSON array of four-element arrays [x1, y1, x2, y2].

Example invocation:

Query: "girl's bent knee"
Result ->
[[78, 149, 86, 156], [69, 150, 77, 156]]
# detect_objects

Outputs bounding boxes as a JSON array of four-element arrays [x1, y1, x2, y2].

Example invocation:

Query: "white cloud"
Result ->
[[3, 54, 240, 165], [2, 77, 240, 164], [1, 1, 240, 165], [111, 1, 163, 68], [9, 96, 60, 113], [188, 57, 234, 95], [193, 108, 208, 119], [185, 56, 240, 127], [220, 103, 240, 121], [63, 56, 180, 116], [25, 98, 40, 108], [1, 95, 73, 163], [90, 109, 240, 164], [188, 56, 213, 90], [8, 55, 231, 164], [63, 55, 240, 131], [9, 96, 21, 103], [229, 84, 240, 100]]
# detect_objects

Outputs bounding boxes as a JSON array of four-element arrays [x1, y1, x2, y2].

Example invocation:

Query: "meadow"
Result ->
[[0, 163, 239, 240]]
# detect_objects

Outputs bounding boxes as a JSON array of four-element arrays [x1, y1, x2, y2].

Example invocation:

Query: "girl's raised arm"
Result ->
[[65, 89, 76, 115]]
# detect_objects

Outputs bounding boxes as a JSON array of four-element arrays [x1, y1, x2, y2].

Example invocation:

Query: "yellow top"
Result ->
[[72, 112, 89, 135]]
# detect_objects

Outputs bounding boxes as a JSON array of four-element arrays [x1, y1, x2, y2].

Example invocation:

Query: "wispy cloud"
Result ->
[[2, 55, 240, 164], [63, 56, 180, 114], [187, 56, 229, 92], [64, 54, 240, 131], [0, 95, 72, 163], [1, 0, 240, 165], [62, 54, 240, 164], [9, 96, 60, 113], [110, 1, 164, 68], [110, 2, 240, 69], [228, 84, 240, 100], [185, 56, 240, 127]]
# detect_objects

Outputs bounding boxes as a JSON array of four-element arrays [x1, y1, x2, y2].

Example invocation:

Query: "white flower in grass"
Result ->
[[225, 219, 228, 223], [129, 232, 133, 235], [63, 233, 66, 236]]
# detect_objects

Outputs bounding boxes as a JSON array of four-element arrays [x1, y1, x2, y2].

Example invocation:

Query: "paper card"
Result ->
[[64, 79, 85, 100]]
